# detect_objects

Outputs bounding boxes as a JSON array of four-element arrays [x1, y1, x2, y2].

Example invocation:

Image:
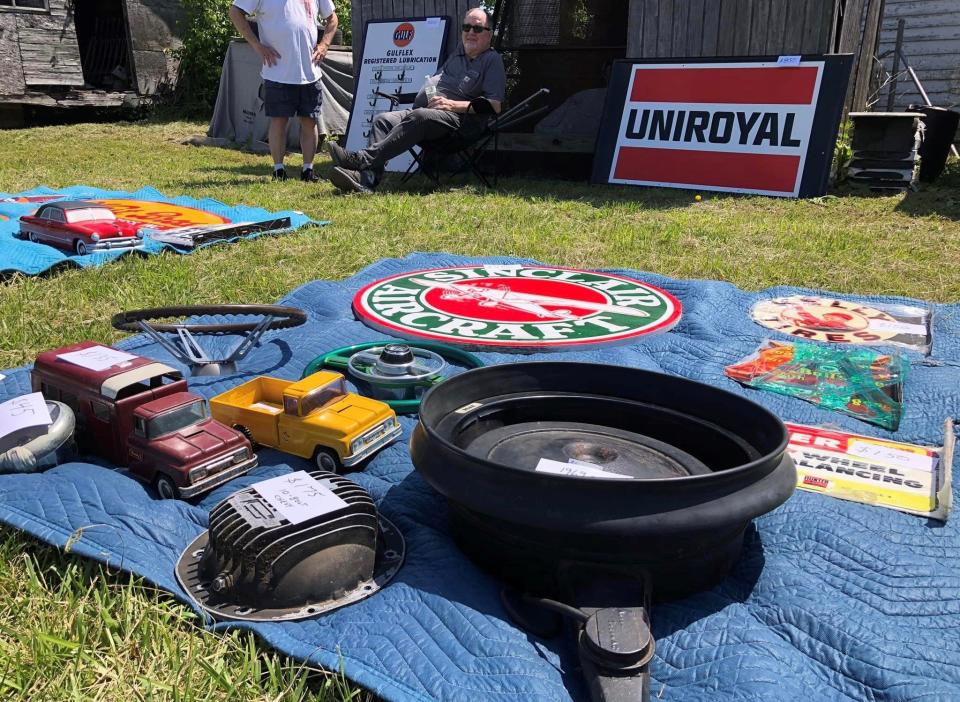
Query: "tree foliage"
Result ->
[[172, 0, 353, 118], [172, 0, 235, 117]]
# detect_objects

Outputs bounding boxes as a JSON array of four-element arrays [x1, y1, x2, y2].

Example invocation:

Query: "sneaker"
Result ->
[[326, 141, 364, 171], [272, 167, 287, 181], [300, 167, 320, 182], [329, 166, 373, 194]]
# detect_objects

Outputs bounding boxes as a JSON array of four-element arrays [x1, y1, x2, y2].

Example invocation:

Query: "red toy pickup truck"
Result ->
[[32, 341, 257, 499]]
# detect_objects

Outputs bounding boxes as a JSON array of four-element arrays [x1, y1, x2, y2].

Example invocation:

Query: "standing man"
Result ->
[[229, 0, 338, 182], [326, 7, 505, 194]]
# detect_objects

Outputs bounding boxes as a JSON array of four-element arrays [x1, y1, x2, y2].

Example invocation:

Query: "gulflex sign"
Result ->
[[593, 57, 853, 197], [352, 265, 682, 351]]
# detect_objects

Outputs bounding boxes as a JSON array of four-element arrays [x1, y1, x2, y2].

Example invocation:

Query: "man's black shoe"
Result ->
[[326, 141, 363, 171], [272, 167, 287, 181], [300, 167, 320, 182], [329, 167, 373, 195]]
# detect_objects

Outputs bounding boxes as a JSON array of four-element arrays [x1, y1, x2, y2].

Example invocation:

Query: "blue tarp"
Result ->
[[0, 186, 322, 276], [0, 253, 958, 701]]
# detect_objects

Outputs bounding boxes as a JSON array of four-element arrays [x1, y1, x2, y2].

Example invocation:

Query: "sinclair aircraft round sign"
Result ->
[[352, 265, 682, 351]]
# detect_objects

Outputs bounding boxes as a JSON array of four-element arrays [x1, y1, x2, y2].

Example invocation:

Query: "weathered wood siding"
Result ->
[[125, 0, 184, 95], [627, 0, 839, 58], [14, 0, 84, 87], [350, 0, 478, 73], [0, 16, 27, 95], [878, 0, 960, 109]]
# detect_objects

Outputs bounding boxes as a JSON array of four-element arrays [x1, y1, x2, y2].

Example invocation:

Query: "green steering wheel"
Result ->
[[303, 341, 485, 414]]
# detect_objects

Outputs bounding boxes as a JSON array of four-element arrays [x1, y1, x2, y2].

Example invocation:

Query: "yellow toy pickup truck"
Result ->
[[209, 371, 401, 471]]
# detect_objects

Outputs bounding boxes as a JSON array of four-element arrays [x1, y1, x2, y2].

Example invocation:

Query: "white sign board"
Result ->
[[535, 458, 633, 480], [0, 393, 52, 444], [57, 345, 138, 372], [345, 17, 449, 173], [252, 471, 349, 525]]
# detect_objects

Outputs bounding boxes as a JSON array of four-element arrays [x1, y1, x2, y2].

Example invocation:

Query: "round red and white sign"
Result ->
[[352, 265, 682, 351], [751, 295, 910, 345]]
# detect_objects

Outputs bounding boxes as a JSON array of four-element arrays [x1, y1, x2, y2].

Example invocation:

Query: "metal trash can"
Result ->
[[909, 105, 960, 183]]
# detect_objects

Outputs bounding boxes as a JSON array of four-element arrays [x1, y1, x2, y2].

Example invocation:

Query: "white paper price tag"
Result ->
[[869, 319, 928, 335], [252, 471, 349, 524], [426, 16, 441, 27], [847, 440, 935, 473], [777, 55, 802, 66], [57, 345, 138, 372], [535, 457, 632, 479], [0, 392, 52, 441]]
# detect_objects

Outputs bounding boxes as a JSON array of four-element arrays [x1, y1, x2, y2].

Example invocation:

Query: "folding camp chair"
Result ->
[[373, 88, 552, 187]]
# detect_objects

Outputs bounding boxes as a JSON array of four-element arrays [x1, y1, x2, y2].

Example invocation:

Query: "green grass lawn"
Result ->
[[0, 119, 958, 701]]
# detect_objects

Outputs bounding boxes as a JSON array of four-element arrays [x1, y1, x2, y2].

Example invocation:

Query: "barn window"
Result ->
[[0, 0, 48, 10]]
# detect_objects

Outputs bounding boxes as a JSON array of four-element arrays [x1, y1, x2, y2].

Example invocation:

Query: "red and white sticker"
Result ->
[[608, 62, 824, 197]]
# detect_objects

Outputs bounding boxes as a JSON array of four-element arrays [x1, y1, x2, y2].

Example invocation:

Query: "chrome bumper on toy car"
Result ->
[[342, 421, 402, 467], [180, 455, 258, 498], [89, 238, 144, 251]]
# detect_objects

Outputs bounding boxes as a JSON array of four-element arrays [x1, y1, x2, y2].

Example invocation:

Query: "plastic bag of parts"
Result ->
[[725, 340, 906, 431]]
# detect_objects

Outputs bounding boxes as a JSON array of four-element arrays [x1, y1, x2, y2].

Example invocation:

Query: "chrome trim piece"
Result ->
[[180, 456, 258, 498], [342, 423, 402, 467]]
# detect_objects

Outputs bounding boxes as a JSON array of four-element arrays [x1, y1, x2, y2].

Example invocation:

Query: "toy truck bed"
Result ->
[[208, 376, 291, 446]]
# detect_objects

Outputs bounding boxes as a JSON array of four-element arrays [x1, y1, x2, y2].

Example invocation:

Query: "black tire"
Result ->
[[234, 424, 258, 448], [155, 474, 180, 500], [314, 447, 341, 473], [27, 231, 39, 243], [74, 240, 88, 256]]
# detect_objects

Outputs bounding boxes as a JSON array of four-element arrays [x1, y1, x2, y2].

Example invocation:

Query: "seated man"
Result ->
[[327, 7, 506, 194]]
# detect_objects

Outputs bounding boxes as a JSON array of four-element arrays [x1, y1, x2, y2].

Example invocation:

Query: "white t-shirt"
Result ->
[[233, 0, 336, 84]]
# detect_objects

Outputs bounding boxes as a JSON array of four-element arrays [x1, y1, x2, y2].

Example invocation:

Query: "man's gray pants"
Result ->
[[357, 108, 465, 186]]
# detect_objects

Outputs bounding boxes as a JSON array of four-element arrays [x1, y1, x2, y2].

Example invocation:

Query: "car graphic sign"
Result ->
[[89, 200, 230, 229], [592, 55, 853, 197], [352, 265, 682, 351]]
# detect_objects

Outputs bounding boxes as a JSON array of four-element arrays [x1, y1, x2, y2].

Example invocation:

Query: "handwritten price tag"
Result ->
[[57, 345, 138, 371], [535, 457, 632, 480], [869, 319, 928, 336], [252, 471, 349, 524], [0, 392, 52, 442], [777, 55, 802, 66], [847, 440, 936, 473]]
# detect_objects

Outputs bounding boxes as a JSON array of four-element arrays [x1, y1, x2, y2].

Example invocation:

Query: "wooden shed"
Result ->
[[351, 1, 846, 98], [0, 0, 182, 118], [500, 0, 851, 146], [878, 0, 960, 110], [349, 0, 876, 153]]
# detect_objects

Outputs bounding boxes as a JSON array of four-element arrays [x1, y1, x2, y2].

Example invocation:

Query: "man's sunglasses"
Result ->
[[462, 24, 491, 33]]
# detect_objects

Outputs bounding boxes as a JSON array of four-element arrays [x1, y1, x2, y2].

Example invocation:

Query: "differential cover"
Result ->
[[176, 469, 404, 621]]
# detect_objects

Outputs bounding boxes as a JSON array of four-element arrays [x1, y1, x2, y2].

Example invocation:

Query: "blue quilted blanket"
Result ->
[[0, 186, 321, 276], [1, 253, 958, 702]]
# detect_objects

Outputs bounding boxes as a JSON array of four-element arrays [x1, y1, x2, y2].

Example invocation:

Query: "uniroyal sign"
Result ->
[[593, 56, 853, 198]]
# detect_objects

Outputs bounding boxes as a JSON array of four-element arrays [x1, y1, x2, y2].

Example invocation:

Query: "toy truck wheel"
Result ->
[[234, 424, 257, 447], [314, 447, 341, 472], [155, 474, 180, 500], [74, 240, 88, 256]]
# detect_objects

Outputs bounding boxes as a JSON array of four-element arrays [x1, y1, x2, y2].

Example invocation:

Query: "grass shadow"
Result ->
[[895, 168, 960, 220], [377, 170, 734, 211]]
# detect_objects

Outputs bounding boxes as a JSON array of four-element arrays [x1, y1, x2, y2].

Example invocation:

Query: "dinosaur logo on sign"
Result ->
[[353, 265, 682, 350]]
